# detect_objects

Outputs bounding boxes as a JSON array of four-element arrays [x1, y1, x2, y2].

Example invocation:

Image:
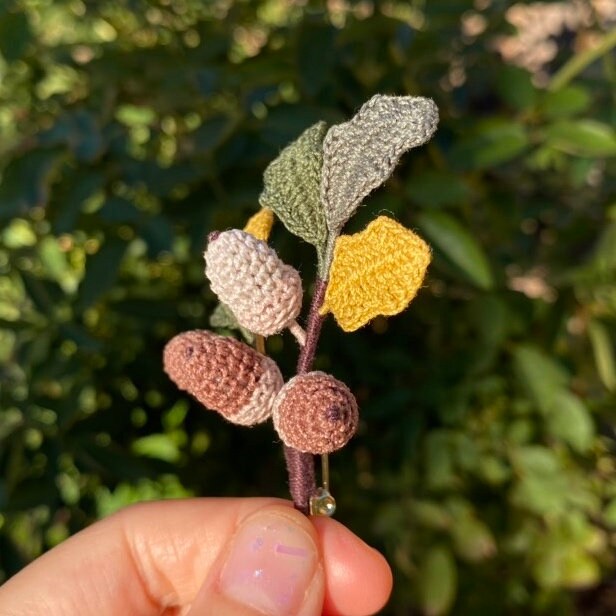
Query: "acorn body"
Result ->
[[272, 371, 359, 454], [163, 330, 282, 426], [204, 230, 303, 337]]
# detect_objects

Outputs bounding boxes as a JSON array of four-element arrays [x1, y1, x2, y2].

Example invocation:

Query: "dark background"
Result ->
[[1, 1, 615, 613]]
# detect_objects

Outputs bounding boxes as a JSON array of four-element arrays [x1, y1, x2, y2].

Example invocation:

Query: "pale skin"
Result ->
[[0, 498, 392, 616]]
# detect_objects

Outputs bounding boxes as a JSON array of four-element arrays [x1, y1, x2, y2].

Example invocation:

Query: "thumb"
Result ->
[[0, 497, 391, 615], [187, 504, 324, 616]]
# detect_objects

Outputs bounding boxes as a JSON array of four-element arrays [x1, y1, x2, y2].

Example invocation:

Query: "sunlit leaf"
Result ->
[[410, 500, 453, 530], [76, 238, 127, 310], [451, 514, 497, 562], [38, 236, 73, 291], [511, 474, 569, 516], [561, 551, 601, 589], [416, 211, 493, 290], [2, 219, 37, 248], [545, 120, 616, 157], [418, 546, 457, 616], [588, 320, 616, 392], [540, 86, 591, 119], [545, 391, 594, 453], [512, 345, 569, 413], [132, 434, 181, 463]]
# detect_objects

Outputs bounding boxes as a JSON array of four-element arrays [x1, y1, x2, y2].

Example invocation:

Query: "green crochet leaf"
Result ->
[[321, 95, 439, 233], [260, 121, 328, 254], [209, 302, 254, 344]]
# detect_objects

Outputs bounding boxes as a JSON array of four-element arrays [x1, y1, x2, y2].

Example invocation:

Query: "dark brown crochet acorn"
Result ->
[[163, 330, 283, 426], [272, 371, 359, 454]]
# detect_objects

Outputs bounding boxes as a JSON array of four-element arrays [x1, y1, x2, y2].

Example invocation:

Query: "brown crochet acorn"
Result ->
[[163, 330, 283, 426], [272, 371, 359, 454]]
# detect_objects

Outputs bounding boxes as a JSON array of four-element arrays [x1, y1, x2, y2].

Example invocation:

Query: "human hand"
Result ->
[[0, 498, 392, 615]]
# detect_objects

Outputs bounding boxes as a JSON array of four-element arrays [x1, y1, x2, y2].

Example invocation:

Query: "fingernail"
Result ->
[[218, 511, 318, 615]]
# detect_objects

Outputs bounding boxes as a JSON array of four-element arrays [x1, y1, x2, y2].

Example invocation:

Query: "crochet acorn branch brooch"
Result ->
[[164, 95, 439, 516]]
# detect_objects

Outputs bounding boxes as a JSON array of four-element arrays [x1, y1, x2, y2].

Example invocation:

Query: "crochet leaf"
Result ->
[[243, 207, 275, 242], [259, 121, 328, 253], [320, 216, 431, 332], [209, 302, 254, 344], [321, 95, 439, 233]]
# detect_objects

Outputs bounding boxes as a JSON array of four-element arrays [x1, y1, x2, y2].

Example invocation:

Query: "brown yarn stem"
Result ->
[[297, 279, 327, 375], [285, 278, 328, 514], [283, 446, 316, 515]]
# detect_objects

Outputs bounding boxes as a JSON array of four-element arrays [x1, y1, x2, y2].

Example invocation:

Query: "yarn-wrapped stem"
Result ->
[[285, 278, 328, 513]]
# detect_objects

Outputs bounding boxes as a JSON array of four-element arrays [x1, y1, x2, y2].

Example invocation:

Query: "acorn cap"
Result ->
[[272, 371, 359, 454], [163, 330, 282, 426], [204, 230, 302, 337]]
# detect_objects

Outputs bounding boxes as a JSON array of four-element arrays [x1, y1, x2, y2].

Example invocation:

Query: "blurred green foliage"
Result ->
[[1, 0, 616, 613]]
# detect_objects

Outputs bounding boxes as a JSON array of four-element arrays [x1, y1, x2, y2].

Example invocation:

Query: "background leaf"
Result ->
[[448, 120, 529, 169], [545, 120, 616, 157], [418, 546, 457, 616], [512, 345, 569, 414], [0, 10, 31, 62], [545, 391, 595, 453], [588, 320, 616, 391], [416, 211, 494, 290]]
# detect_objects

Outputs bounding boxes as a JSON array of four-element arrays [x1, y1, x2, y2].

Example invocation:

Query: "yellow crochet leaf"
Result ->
[[320, 216, 431, 332], [243, 208, 275, 242]]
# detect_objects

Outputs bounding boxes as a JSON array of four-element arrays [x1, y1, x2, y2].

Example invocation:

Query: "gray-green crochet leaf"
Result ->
[[209, 302, 254, 344], [321, 95, 439, 233], [259, 121, 328, 251]]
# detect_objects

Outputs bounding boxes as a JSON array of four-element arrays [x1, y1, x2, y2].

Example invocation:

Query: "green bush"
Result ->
[[1, 1, 615, 613]]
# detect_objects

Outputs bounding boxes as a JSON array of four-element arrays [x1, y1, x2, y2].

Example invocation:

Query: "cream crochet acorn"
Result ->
[[204, 229, 303, 338]]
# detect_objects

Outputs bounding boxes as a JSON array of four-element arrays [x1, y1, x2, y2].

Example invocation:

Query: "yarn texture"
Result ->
[[161, 92, 441, 515], [272, 371, 359, 454], [260, 121, 328, 253], [243, 207, 275, 242], [320, 216, 432, 332], [204, 229, 303, 337], [321, 95, 439, 233], [209, 302, 254, 343], [163, 330, 282, 426]]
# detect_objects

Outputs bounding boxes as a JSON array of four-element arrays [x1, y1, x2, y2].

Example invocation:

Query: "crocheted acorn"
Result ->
[[204, 229, 303, 337], [163, 330, 283, 426], [272, 371, 359, 454]]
